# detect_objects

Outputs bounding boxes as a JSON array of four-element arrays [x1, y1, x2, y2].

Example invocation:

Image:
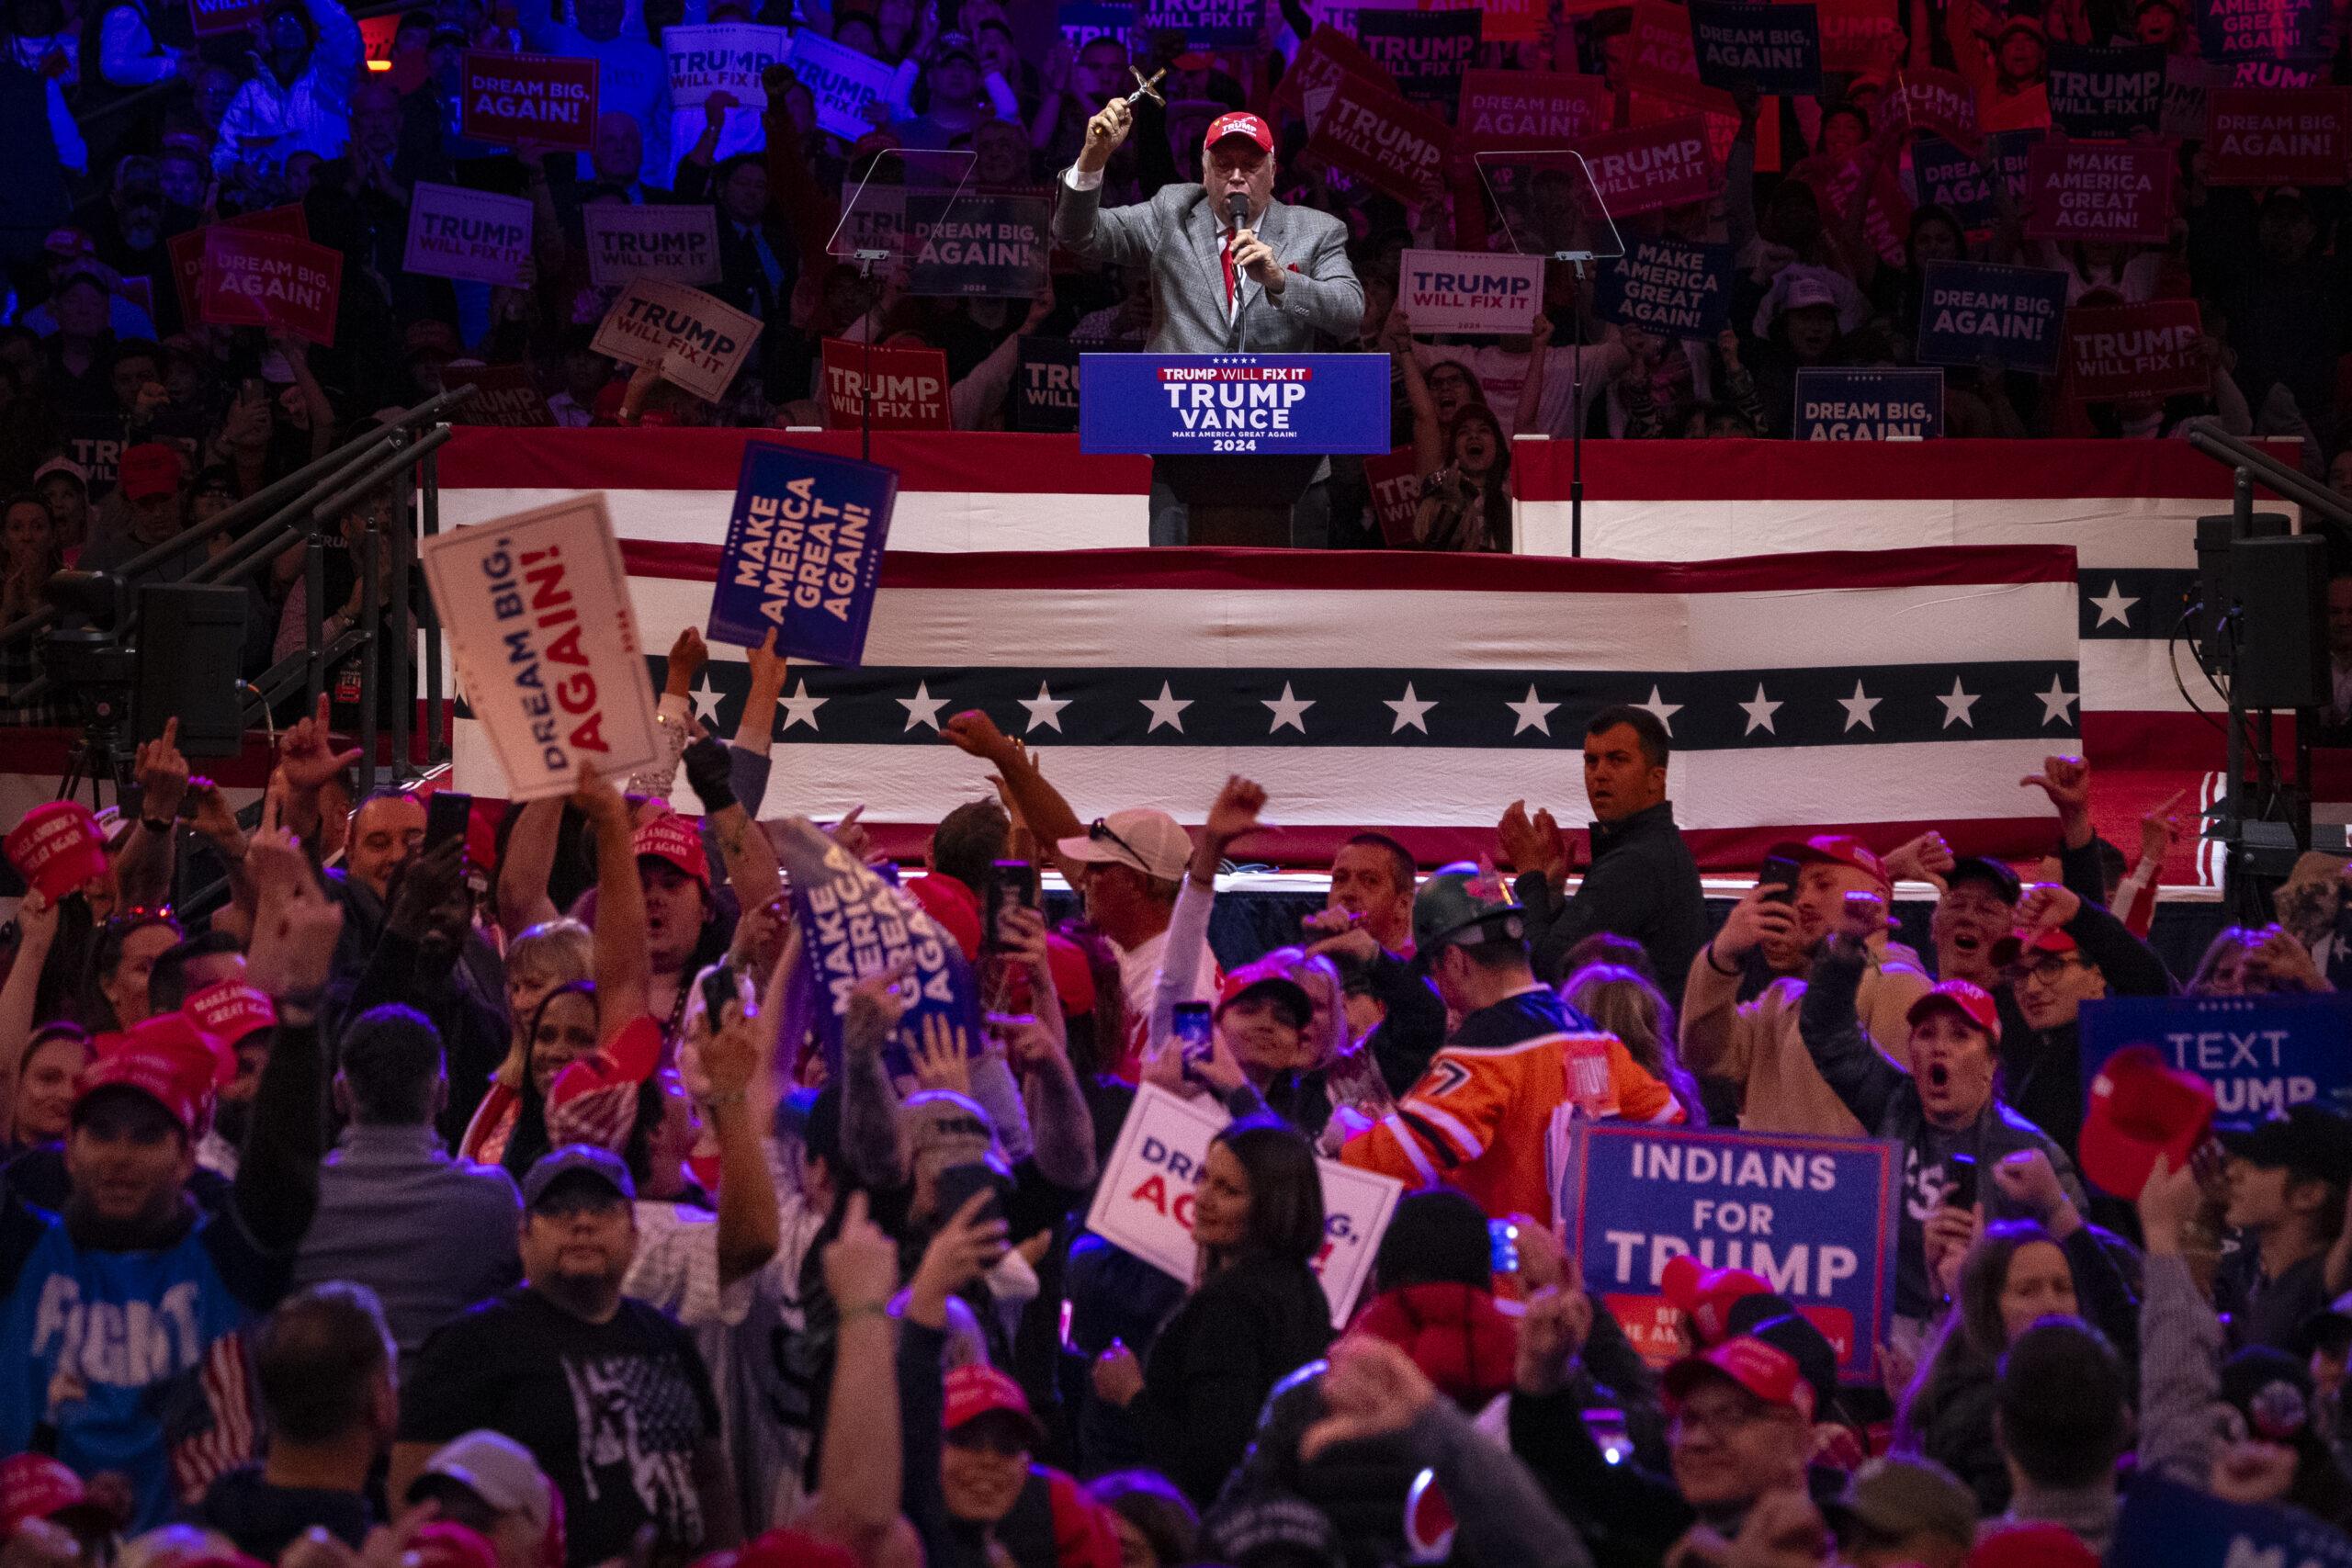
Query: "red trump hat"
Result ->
[[1204, 111, 1273, 152]]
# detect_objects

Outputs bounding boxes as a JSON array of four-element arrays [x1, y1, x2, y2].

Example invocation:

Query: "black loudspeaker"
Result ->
[[2197, 511, 2290, 659], [135, 585, 247, 757], [2231, 533, 2330, 710]]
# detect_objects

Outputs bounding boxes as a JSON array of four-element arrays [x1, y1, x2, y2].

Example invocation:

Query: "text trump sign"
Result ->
[[1558, 1122, 1902, 1381], [419, 494, 662, 800], [1397, 248, 1543, 334], [1086, 1084, 1405, 1328]]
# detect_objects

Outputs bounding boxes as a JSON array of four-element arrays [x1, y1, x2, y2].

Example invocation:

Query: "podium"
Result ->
[[1154, 454, 1324, 547], [1079, 354, 1391, 547]]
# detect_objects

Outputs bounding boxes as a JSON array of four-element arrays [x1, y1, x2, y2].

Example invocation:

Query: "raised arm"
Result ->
[[683, 738, 783, 912], [1147, 775, 1263, 1055], [840, 964, 911, 1190], [1050, 93, 1153, 265], [807, 1191, 906, 1561], [0, 888, 59, 1134], [692, 993, 780, 1288], [494, 796, 564, 940], [942, 710, 1084, 874], [1793, 906, 1911, 1130], [995, 904, 1095, 1190], [118, 717, 187, 913], [573, 767, 652, 1041], [233, 832, 345, 1252]]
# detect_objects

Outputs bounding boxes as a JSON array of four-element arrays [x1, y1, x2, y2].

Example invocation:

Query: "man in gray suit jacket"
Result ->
[[1053, 102, 1365, 544]]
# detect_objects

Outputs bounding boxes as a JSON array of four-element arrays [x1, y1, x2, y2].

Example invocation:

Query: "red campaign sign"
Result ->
[[460, 50, 600, 152], [1801, 146, 1912, 265], [2204, 86, 2352, 184], [1627, 0, 1736, 115], [1810, 0, 1898, 73], [1457, 69, 1611, 152], [445, 364, 559, 426], [1632, 87, 1783, 173], [1604, 1293, 1857, 1369], [1423, 0, 1542, 43], [1796, 148, 1909, 265], [1272, 25, 1398, 114], [167, 204, 308, 327], [188, 0, 263, 37], [1873, 67, 1981, 152], [1572, 115, 1722, 215], [2024, 139, 2172, 244], [2064, 299, 2208, 401], [821, 338, 952, 430], [1308, 74, 1456, 202], [1363, 446, 1421, 547], [200, 226, 343, 344]]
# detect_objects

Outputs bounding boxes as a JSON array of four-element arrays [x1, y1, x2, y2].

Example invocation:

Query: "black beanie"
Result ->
[[1373, 1185, 1492, 1293]]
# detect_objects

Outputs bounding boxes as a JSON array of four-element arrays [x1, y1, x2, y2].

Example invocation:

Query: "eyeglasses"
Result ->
[[1668, 1397, 1778, 1442], [1088, 818, 1144, 866], [2013, 956, 2083, 987]]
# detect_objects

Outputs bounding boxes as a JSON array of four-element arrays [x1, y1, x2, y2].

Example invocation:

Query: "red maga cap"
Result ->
[[1660, 1256, 1771, 1347], [944, 1363, 1044, 1444], [184, 982, 277, 1048], [75, 1042, 215, 1134], [2078, 1043, 2215, 1200], [1664, 1335, 1817, 1421], [1764, 834, 1888, 887], [1204, 111, 1273, 152], [5, 802, 107, 901], [1905, 980, 2001, 1043], [0, 1454, 85, 1535], [631, 811, 709, 886]]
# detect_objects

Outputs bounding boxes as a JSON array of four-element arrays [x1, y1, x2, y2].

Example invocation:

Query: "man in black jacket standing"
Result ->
[[1501, 703, 1709, 989]]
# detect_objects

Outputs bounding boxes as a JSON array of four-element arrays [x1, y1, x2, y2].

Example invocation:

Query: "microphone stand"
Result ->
[[854, 247, 886, 465], [1557, 249, 1595, 558]]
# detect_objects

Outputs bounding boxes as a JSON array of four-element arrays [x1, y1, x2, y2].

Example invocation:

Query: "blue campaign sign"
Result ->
[[2198, 0, 2333, 64], [1558, 1122, 1902, 1382], [1794, 367, 1944, 439], [1912, 135, 1996, 231], [1595, 236, 1731, 339], [1691, 0, 1823, 94], [2080, 994, 2352, 1122], [2113, 1473, 2352, 1568], [906, 192, 1050, 299], [1058, 0, 1134, 46], [707, 441, 897, 665], [774, 819, 983, 1081], [1014, 335, 1082, 433], [1915, 259, 2069, 375], [1079, 354, 1393, 455]]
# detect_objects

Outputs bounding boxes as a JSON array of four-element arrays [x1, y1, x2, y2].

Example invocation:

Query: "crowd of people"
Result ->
[[1, 0, 2351, 556], [0, 661, 2344, 1568]]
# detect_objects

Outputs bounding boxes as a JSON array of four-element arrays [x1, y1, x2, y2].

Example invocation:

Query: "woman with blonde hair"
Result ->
[[1563, 962, 1705, 1125], [459, 917, 594, 1163]]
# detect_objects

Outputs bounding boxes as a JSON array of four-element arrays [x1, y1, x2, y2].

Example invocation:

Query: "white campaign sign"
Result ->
[[785, 28, 900, 139], [1399, 247, 1546, 335], [402, 182, 533, 287], [419, 493, 662, 800], [583, 202, 723, 288], [1082, 1083, 1405, 1329]]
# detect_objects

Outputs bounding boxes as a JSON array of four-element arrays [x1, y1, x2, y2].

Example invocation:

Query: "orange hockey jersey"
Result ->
[[1340, 987, 1679, 1226]]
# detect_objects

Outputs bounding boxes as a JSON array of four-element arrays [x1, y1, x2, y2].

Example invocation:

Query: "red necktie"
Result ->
[[1220, 231, 1237, 310]]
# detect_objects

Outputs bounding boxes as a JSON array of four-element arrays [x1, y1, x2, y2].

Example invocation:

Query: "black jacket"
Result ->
[[1135, 1252, 1335, 1506], [1996, 899, 2174, 1165], [1516, 801, 1709, 990]]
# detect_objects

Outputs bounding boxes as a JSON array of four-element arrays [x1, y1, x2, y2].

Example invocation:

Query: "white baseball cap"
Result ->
[[1056, 808, 1192, 882], [410, 1430, 553, 1537]]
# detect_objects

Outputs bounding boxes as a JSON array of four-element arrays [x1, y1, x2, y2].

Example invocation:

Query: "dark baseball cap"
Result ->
[[2217, 1103, 2352, 1187], [1945, 856, 2022, 903], [521, 1144, 636, 1209]]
